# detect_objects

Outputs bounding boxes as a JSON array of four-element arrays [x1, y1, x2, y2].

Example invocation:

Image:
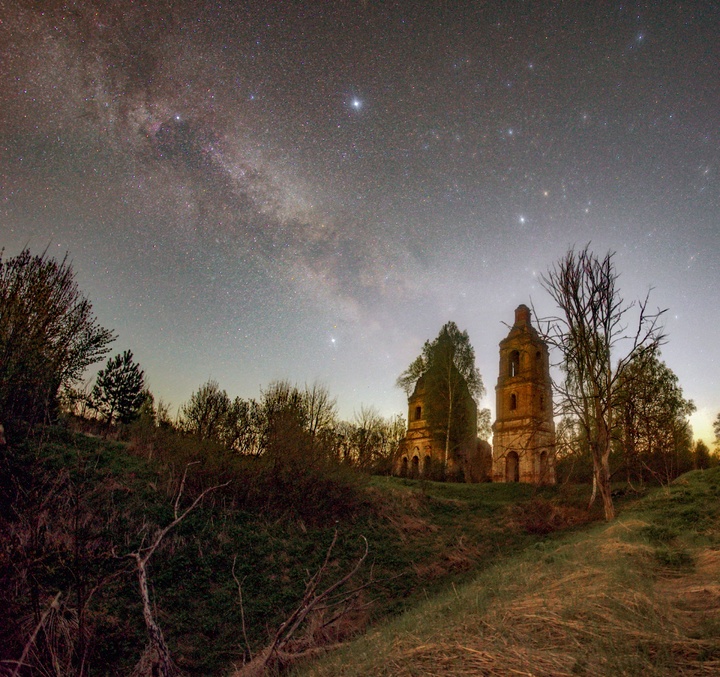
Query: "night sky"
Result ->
[[2, 1, 718, 441]]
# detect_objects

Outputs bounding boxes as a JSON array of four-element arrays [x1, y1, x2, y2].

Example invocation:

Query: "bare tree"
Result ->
[[178, 380, 231, 441], [539, 246, 665, 520], [303, 382, 338, 442]]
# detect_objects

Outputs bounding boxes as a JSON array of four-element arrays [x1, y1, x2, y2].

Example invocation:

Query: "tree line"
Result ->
[[0, 248, 405, 474], [1, 245, 717, 519]]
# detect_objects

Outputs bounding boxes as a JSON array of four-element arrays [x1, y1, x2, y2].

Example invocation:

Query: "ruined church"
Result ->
[[394, 304, 556, 484]]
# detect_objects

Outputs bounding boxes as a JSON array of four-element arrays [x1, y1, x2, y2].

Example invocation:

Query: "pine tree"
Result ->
[[91, 350, 146, 427]]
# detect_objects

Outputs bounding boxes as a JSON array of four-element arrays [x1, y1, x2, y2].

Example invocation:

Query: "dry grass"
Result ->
[[297, 472, 720, 677], [368, 485, 440, 539]]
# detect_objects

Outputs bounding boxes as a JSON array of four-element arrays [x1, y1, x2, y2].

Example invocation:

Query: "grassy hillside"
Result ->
[[298, 468, 720, 676], [0, 428, 596, 676]]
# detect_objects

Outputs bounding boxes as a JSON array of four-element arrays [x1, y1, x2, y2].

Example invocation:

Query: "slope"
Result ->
[[299, 468, 720, 676]]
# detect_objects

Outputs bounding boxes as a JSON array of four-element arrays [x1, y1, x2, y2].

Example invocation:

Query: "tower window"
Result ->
[[510, 393, 517, 410], [414, 405, 422, 421], [510, 350, 520, 377]]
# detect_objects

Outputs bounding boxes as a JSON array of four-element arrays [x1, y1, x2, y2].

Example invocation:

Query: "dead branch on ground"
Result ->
[[125, 462, 230, 677], [232, 530, 370, 677]]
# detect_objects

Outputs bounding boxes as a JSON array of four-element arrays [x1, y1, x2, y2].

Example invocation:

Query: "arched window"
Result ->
[[510, 393, 517, 410], [510, 350, 520, 377], [411, 455, 420, 479], [423, 455, 432, 476], [539, 394, 545, 412], [401, 457, 408, 477], [506, 451, 520, 482], [414, 405, 422, 421]]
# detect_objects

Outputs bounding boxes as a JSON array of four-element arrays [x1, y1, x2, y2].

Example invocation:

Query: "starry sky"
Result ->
[[1, 1, 718, 441]]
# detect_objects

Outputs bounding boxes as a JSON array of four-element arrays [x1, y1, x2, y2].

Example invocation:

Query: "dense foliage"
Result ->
[[0, 424, 567, 676], [0, 248, 114, 432], [90, 350, 147, 426], [396, 322, 484, 474]]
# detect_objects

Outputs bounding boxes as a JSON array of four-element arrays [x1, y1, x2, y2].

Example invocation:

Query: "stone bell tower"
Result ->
[[492, 305, 556, 484]]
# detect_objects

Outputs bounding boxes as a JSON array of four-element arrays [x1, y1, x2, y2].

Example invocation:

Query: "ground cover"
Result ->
[[297, 468, 720, 676], [1, 429, 592, 675]]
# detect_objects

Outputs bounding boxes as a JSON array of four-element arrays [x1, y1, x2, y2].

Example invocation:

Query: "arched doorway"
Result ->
[[506, 451, 520, 482], [423, 455, 432, 476], [411, 455, 420, 479], [400, 457, 408, 477]]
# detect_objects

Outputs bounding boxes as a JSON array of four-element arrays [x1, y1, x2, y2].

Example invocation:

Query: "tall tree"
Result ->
[[397, 322, 484, 470], [714, 412, 720, 450], [90, 350, 147, 427], [614, 351, 695, 484], [694, 440, 712, 470], [0, 248, 115, 429], [540, 246, 665, 520]]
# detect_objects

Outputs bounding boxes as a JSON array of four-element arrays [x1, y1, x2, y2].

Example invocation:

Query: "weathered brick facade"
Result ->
[[491, 305, 556, 484], [394, 304, 555, 484]]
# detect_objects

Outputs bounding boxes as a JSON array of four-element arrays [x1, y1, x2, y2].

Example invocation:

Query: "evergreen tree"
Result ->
[[694, 440, 712, 470], [91, 350, 146, 426]]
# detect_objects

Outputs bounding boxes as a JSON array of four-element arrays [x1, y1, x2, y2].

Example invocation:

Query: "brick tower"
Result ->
[[492, 305, 555, 484]]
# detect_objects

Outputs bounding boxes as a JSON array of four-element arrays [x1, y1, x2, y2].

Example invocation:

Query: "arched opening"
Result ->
[[400, 457, 408, 477], [505, 451, 520, 482], [539, 394, 545, 412], [414, 405, 422, 421], [539, 451, 549, 484], [423, 455, 432, 476], [510, 393, 517, 410], [535, 350, 542, 372], [411, 455, 420, 479], [510, 350, 520, 377]]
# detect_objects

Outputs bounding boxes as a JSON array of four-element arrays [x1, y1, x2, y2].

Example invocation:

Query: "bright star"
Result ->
[[351, 98, 362, 110]]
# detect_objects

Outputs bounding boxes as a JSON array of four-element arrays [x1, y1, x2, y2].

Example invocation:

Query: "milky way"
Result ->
[[1, 1, 718, 439]]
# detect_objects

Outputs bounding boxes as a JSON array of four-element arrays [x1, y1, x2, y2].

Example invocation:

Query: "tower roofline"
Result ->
[[514, 304, 531, 327]]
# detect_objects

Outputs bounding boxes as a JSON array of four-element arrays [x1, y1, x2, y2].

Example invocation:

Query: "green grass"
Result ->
[[4, 429, 594, 676], [296, 468, 720, 676]]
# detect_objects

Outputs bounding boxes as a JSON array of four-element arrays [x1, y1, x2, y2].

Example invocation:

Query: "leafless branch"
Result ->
[[232, 531, 370, 677], [126, 464, 230, 677], [9, 592, 62, 677]]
